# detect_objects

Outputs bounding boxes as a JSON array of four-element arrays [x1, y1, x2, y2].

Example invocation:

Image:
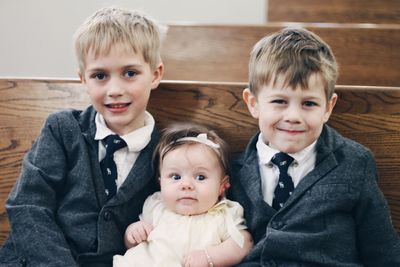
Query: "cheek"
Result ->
[[160, 187, 175, 207], [258, 112, 277, 129], [307, 116, 326, 136], [308, 112, 327, 126], [207, 183, 223, 199], [129, 86, 151, 101], [160, 182, 172, 197], [86, 84, 103, 99]]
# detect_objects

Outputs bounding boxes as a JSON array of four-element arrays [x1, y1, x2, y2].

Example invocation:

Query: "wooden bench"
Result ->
[[1, 78, 399, 245], [161, 23, 400, 86], [267, 0, 400, 24]]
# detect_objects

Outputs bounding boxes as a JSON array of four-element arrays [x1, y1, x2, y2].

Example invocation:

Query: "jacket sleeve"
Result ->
[[354, 151, 400, 266], [6, 113, 79, 266]]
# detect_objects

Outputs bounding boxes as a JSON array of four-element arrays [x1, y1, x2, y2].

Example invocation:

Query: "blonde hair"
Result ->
[[74, 7, 166, 72], [153, 123, 230, 178], [249, 27, 338, 100]]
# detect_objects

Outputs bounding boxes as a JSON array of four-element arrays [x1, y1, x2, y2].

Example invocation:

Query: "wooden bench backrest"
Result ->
[[0, 78, 399, 245], [161, 23, 400, 87], [267, 0, 400, 24]]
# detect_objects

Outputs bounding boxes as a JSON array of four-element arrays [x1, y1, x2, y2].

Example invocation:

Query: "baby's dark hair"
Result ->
[[152, 122, 230, 178]]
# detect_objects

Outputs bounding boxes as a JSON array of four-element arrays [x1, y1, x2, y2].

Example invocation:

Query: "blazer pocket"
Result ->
[[310, 183, 350, 200], [308, 183, 356, 213], [297, 183, 354, 232]]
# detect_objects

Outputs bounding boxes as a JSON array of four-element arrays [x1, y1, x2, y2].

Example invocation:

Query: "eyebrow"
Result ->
[[122, 64, 144, 69], [86, 64, 144, 72], [302, 94, 324, 99]]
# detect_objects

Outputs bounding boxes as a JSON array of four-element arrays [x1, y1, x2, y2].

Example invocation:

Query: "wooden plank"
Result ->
[[161, 23, 400, 86], [267, 0, 400, 24], [0, 78, 399, 245]]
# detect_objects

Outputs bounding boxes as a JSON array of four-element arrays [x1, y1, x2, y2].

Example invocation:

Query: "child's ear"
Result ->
[[219, 175, 231, 196], [323, 93, 338, 123], [243, 88, 259, 119], [151, 63, 164, 90], [78, 70, 86, 85]]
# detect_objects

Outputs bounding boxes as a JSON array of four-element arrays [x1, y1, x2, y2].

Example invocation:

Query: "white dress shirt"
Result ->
[[95, 111, 155, 189], [256, 133, 317, 205]]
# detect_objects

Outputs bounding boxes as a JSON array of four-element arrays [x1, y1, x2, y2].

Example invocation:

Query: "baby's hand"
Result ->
[[182, 249, 209, 267], [124, 220, 153, 249]]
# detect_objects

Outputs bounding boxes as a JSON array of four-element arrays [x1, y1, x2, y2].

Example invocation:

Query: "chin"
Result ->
[[177, 209, 196, 216], [279, 145, 304, 154]]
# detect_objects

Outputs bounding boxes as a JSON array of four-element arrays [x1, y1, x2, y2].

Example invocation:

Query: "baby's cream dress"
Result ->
[[113, 192, 247, 267]]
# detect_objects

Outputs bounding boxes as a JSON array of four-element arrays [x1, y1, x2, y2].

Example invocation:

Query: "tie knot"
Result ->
[[271, 152, 294, 171], [103, 134, 127, 154]]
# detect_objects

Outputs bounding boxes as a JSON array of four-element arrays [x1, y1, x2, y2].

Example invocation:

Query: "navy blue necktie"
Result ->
[[271, 152, 294, 210], [100, 135, 127, 200]]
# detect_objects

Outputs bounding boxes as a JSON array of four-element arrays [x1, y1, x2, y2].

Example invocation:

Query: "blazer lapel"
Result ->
[[110, 128, 159, 206], [239, 151, 264, 206], [237, 134, 274, 212], [85, 135, 108, 206], [80, 107, 108, 207], [235, 133, 276, 242], [281, 125, 342, 210]]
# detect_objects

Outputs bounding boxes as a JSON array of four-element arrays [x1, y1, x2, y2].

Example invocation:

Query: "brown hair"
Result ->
[[249, 27, 338, 100], [153, 122, 230, 178]]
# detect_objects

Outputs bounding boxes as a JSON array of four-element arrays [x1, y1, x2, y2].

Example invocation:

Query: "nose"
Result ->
[[107, 77, 124, 97], [180, 178, 194, 191], [284, 104, 302, 123]]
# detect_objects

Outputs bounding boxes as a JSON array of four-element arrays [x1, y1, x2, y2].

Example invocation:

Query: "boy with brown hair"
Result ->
[[229, 27, 400, 266], [0, 7, 164, 266]]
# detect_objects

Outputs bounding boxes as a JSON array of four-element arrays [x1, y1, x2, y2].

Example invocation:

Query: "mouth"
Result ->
[[179, 196, 196, 200], [105, 103, 130, 108], [178, 197, 197, 204], [278, 128, 305, 134], [104, 102, 131, 113]]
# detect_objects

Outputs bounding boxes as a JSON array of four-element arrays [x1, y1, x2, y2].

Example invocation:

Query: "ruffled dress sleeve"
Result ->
[[139, 192, 163, 226], [208, 198, 247, 248]]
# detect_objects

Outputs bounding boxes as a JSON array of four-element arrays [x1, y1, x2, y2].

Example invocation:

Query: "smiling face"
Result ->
[[244, 73, 337, 154], [80, 43, 163, 135], [159, 143, 228, 216]]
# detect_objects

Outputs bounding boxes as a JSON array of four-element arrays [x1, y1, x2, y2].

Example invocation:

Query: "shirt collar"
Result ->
[[95, 111, 155, 152], [256, 133, 317, 166]]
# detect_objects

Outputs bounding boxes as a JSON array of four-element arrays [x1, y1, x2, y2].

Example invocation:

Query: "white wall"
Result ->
[[0, 0, 265, 78]]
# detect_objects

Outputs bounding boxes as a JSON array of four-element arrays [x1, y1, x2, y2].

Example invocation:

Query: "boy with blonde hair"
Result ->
[[229, 27, 400, 266], [0, 7, 164, 266]]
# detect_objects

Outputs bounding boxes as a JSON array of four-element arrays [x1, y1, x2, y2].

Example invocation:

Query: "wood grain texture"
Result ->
[[0, 79, 399, 245], [267, 0, 400, 24], [161, 23, 400, 86]]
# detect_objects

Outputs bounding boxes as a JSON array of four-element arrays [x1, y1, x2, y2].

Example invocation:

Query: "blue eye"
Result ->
[[125, 70, 137, 78], [195, 175, 206, 181], [271, 99, 286, 104], [171, 174, 181, 181], [304, 101, 318, 107], [93, 73, 106, 80]]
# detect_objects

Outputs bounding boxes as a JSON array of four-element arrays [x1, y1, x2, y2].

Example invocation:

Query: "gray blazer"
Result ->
[[229, 125, 400, 267], [0, 106, 159, 267]]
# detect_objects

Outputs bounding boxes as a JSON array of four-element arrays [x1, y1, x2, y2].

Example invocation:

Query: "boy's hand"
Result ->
[[182, 249, 209, 267], [124, 221, 153, 249]]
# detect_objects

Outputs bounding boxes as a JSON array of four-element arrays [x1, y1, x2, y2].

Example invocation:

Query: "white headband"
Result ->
[[176, 133, 220, 155]]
